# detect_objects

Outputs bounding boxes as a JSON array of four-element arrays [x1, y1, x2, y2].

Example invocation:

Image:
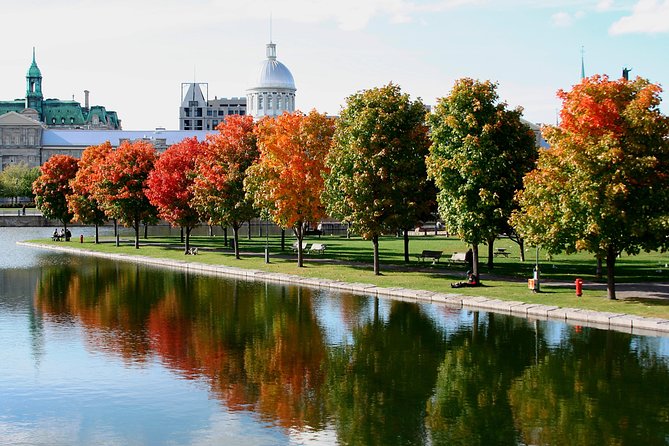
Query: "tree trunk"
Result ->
[[487, 236, 495, 269], [223, 226, 228, 246], [403, 229, 410, 263], [596, 256, 603, 280], [184, 226, 191, 255], [373, 234, 380, 275], [134, 218, 140, 249], [281, 229, 285, 251], [295, 225, 304, 267], [606, 245, 617, 300], [472, 244, 480, 282], [113, 218, 118, 238], [180, 227, 184, 243], [232, 225, 240, 259], [95, 223, 99, 244], [247, 220, 251, 240], [144, 222, 148, 239], [209, 225, 213, 237], [518, 238, 525, 262]]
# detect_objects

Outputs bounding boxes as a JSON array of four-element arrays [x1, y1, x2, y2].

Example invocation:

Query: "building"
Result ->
[[179, 40, 297, 127], [246, 41, 296, 119], [0, 110, 207, 171], [179, 83, 246, 131], [0, 49, 121, 130]]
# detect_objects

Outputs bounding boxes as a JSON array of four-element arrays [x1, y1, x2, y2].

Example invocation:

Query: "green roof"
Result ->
[[0, 101, 26, 115], [42, 100, 85, 125]]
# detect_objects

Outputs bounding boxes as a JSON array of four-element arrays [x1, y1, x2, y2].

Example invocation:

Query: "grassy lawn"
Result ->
[[30, 233, 669, 319]]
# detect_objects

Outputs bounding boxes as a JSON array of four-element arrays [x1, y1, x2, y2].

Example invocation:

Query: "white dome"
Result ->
[[250, 43, 296, 91], [256, 59, 296, 90]]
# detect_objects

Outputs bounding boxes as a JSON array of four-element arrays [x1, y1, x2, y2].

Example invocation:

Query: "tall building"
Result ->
[[179, 40, 297, 127], [179, 83, 246, 131], [0, 49, 122, 130], [247, 41, 296, 119]]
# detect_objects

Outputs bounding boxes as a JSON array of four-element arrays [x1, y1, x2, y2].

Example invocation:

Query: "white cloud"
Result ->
[[551, 11, 576, 26], [610, 0, 669, 34], [596, 0, 614, 11]]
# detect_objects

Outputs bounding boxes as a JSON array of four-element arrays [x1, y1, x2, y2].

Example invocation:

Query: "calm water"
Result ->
[[1, 227, 669, 445]]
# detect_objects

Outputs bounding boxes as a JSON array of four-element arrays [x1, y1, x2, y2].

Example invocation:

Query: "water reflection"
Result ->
[[13, 254, 669, 444]]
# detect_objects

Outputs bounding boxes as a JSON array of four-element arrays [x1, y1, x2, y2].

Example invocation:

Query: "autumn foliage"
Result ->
[[147, 137, 206, 253], [513, 75, 669, 299], [33, 154, 79, 229], [68, 142, 113, 242], [192, 115, 259, 259], [246, 111, 334, 266], [92, 140, 158, 249]]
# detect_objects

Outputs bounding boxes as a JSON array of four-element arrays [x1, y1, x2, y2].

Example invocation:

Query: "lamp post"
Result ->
[[264, 216, 270, 264], [533, 246, 541, 292]]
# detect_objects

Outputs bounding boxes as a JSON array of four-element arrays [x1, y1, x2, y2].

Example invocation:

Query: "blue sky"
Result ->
[[1, 0, 667, 129]]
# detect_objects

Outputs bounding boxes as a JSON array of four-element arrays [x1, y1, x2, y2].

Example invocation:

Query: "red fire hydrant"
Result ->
[[575, 278, 583, 297]]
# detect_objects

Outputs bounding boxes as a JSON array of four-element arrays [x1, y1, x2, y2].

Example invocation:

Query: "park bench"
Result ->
[[494, 247, 510, 258], [309, 243, 326, 254], [416, 250, 443, 264], [292, 241, 310, 252], [448, 252, 468, 265]]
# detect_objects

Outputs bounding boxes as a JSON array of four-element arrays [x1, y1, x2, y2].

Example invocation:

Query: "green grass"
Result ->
[[29, 233, 669, 319]]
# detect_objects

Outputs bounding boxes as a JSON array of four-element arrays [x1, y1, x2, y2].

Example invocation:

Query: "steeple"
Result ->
[[26, 47, 43, 117]]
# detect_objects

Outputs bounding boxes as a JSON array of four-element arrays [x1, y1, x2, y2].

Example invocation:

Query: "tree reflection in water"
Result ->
[[34, 257, 669, 445]]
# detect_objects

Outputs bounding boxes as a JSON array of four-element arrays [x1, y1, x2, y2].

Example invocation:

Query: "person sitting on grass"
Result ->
[[451, 271, 480, 288]]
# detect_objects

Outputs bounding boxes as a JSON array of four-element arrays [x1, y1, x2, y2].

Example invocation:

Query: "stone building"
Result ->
[[179, 83, 246, 131], [0, 49, 121, 130]]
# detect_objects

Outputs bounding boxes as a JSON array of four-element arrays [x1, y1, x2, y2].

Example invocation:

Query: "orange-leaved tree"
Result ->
[[512, 75, 669, 299], [33, 154, 79, 232], [192, 115, 259, 259], [147, 137, 206, 254], [92, 140, 158, 249], [245, 111, 334, 267], [68, 142, 113, 243]]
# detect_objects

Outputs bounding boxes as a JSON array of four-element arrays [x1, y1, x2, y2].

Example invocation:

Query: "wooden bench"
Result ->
[[448, 252, 468, 265], [494, 248, 510, 258], [309, 243, 326, 254], [416, 250, 443, 264]]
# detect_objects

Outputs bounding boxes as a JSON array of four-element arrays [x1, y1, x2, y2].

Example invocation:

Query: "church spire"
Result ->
[[580, 46, 585, 80]]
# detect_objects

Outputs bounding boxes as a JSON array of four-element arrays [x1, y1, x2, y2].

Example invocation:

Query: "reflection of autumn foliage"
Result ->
[[508, 329, 669, 446], [36, 261, 329, 430]]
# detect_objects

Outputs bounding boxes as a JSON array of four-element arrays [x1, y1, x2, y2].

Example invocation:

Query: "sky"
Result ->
[[1, 0, 668, 130]]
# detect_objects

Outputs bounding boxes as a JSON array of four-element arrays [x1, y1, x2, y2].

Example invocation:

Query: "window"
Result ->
[[218, 110, 225, 116], [258, 96, 263, 109], [240, 110, 245, 116], [184, 120, 191, 127], [184, 108, 191, 117], [207, 110, 212, 116], [196, 108, 203, 117], [212, 120, 219, 127], [268, 97, 272, 109]]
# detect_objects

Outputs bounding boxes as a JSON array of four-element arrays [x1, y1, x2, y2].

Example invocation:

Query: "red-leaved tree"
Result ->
[[33, 154, 79, 233], [147, 137, 205, 254], [245, 111, 334, 267], [92, 140, 158, 249], [68, 142, 113, 243], [192, 115, 259, 259]]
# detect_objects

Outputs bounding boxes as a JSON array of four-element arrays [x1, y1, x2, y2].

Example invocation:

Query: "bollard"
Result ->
[[80, 234, 84, 243], [575, 278, 583, 297]]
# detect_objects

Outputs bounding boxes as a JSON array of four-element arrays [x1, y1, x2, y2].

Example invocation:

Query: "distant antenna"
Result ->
[[270, 13, 273, 43], [580, 46, 585, 80]]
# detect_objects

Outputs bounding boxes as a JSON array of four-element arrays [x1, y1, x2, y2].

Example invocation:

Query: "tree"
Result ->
[[93, 140, 158, 249], [512, 75, 669, 299], [246, 111, 334, 267], [68, 142, 113, 243], [32, 155, 79, 231], [0, 162, 40, 204], [324, 83, 430, 275], [426, 78, 537, 280], [192, 115, 259, 259], [147, 137, 205, 254]]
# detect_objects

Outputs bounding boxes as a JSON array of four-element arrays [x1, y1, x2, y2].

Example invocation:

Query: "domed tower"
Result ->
[[26, 47, 43, 118], [247, 42, 296, 119]]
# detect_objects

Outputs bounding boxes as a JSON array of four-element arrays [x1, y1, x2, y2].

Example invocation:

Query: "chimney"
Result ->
[[84, 90, 90, 109]]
